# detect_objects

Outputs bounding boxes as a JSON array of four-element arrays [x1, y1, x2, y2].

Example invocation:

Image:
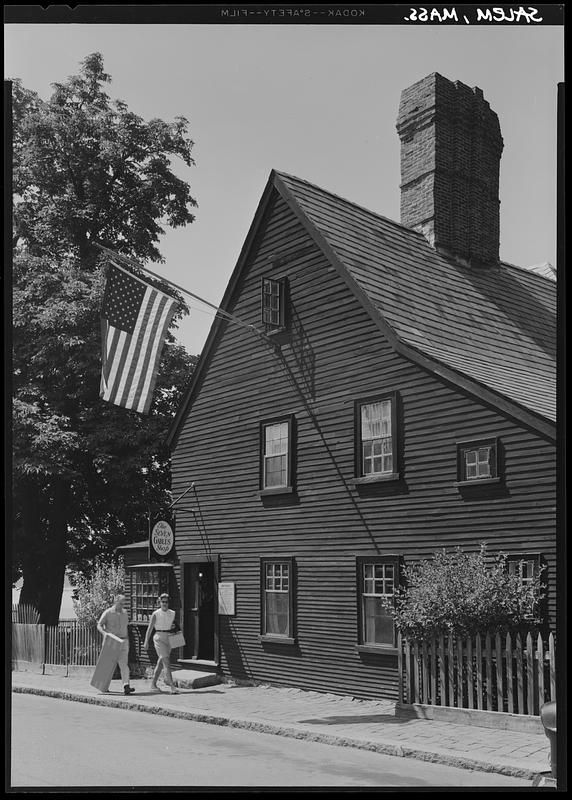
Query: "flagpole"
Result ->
[[94, 242, 269, 340]]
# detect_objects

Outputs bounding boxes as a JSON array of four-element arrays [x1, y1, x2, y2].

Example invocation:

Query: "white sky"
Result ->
[[5, 24, 563, 356]]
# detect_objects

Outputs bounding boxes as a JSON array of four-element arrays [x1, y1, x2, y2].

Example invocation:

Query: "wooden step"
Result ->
[[172, 669, 223, 690]]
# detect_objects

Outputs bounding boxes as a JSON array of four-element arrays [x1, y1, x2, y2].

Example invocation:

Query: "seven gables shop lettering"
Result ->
[[150, 517, 175, 559]]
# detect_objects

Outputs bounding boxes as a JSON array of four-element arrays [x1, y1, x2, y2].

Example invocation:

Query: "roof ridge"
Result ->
[[275, 171, 556, 284], [273, 170, 426, 239]]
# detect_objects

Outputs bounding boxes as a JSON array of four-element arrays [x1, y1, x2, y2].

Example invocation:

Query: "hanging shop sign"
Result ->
[[149, 514, 175, 560]]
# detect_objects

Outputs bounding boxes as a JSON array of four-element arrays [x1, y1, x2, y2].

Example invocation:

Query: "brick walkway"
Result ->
[[11, 671, 550, 781]]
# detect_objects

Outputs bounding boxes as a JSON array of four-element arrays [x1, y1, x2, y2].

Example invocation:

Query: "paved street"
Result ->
[[11, 694, 528, 788]]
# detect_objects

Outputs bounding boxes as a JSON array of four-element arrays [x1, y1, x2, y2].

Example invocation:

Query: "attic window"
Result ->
[[455, 438, 500, 487], [261, 277, 287, 331]]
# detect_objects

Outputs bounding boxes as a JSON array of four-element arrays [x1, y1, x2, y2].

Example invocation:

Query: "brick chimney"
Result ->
[[396, 73, 504, 266]]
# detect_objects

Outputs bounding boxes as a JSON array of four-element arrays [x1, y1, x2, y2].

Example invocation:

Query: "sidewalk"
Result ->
[[11, 671, 550, 781]]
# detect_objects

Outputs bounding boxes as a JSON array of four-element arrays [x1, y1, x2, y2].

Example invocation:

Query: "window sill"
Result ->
[[259, 634, 297, 645], [350, 473, 400, 486], [454, 477, 501, 488], [355, 644, 399, 656], [258, 486, 295, 497]]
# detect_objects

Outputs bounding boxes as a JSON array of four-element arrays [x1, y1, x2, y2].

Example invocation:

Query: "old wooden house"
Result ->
[[119, 74, 556, 700]]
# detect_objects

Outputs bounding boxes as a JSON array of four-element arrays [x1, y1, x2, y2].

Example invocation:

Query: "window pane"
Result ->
[[363, 596, 394, 645], [265, 422, 289, 455], [361, 402, 389, 440], [265, 454, 288, 487], [265, 591, 290, 636], [477, 461, 491, 477]]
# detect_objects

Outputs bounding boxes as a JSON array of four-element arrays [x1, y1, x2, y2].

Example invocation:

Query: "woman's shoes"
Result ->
[[150, 683, 162, 693], [169, 685, 180, 694]]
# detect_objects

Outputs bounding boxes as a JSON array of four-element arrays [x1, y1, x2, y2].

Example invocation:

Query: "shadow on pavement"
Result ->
[[297, 714, 414, 726]]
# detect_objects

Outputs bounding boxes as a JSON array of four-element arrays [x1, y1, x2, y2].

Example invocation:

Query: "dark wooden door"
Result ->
[[183, 562, 215, 661]]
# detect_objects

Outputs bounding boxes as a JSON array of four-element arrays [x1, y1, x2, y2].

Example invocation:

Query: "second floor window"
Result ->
[[261, 418, 293, 490], [357, 397, 395, 477]]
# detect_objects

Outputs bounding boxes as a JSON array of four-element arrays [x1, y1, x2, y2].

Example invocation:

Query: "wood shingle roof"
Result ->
[[275, 172, 556, 426], [168, 171, 556, 446]]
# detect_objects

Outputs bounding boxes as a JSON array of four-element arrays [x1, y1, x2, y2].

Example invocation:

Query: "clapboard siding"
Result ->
[[170, 190, 556, 701]]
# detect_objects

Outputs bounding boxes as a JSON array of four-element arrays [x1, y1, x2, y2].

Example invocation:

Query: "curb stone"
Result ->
[[13, 685, 541, 781]]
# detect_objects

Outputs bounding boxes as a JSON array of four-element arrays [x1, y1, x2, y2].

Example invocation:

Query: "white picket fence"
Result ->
[[398, 630, 556, 716]]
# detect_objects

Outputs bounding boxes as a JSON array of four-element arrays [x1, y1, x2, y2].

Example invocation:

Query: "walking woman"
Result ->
[[143, 593, 180, 694]]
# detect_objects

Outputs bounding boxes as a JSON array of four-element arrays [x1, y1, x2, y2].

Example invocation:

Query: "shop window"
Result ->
[[356, 555, 400, 650], [260, 557, 295, 643], [131, 567, 169, 622]]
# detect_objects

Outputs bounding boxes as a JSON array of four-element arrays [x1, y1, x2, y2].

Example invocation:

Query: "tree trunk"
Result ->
[[18, 479, 69, 626]]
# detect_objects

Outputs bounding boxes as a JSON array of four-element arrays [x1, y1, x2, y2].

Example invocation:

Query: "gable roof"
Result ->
[[168, 171, 556, 446]]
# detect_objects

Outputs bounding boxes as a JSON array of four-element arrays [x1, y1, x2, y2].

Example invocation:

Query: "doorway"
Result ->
[[183, 561, 217, 662]]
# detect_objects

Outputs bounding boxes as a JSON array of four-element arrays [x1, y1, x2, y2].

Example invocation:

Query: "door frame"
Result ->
[[179, 554, 220, 666]]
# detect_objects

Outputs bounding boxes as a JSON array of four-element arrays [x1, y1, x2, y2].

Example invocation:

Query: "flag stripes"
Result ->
[[100, 262, 178, 414]]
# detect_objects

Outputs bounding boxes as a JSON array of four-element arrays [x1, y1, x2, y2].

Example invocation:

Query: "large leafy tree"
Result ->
[[12, 53, 198, 623]]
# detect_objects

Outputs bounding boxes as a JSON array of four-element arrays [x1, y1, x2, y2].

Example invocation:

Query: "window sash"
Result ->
[[359, 399, 393, 476], [464, 447, 491, 480], [262, 420, 291, 489], [262, 561, 292, 637], [262, 279, 283, 328], [358, 558, 398, 647], [508, 557, 539, 587]]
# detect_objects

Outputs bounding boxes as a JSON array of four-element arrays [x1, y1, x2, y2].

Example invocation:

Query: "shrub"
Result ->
[[393, 544, 544, 640], [72, 556, 126, 625]]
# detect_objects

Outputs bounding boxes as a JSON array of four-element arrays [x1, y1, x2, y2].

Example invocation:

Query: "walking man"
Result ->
[[94, 594, 135, 695]]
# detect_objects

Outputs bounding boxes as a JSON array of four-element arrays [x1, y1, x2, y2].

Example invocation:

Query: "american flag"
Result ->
[[100, 262, 178, 414]]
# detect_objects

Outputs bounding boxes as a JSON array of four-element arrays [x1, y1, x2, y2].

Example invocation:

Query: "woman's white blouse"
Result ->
[[154, 608, 175, 630]]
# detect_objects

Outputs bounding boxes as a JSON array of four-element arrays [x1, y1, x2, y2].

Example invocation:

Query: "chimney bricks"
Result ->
[[396, 73, 504, 266]]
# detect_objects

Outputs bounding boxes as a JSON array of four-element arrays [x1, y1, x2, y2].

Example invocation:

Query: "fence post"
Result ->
[[430, 637, 437, 706], [475, 634, 483, 710], [506, 632, 514, 714], [439, 635, 446, 706], [397, 631, 403, 703], [495, 633, 503, 713], [485, 634, 493, 711], [548, 633, 556, 702], [413, 641, 420, 703], [456, 637, 464, 709], [466, 636, 474, 710], [535, 632, 545, 712], [404, 637, 411, 704], [525, 633, 534, 715], [421, 640, 429, 705], [515, 634, 524, 714]]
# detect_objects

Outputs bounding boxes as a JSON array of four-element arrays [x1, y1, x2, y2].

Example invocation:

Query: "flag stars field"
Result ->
[[100, 261, 179, 414]]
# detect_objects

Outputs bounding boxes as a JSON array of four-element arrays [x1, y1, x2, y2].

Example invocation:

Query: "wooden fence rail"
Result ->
[[398, 630, 555, 716], [13, 619, 100, 668], [45, 621, 100, 666]]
